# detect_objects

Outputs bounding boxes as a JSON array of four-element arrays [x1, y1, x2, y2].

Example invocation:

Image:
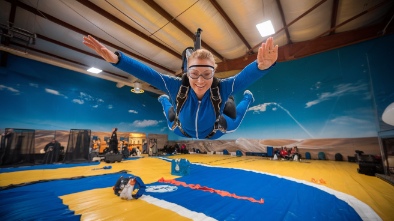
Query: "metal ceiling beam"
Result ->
[[143, 0, 224, 60], [10, 42, 127, 80], [36, 34, 102, 60], [317, 0, 392, 38], [329, 0, 340, 35], [0, 0, 16, 66], [208, 0, 251, 51], [276, 0, 292, 44], [381, 5, 394, 35], [76, 0, 181, 60], [2, 43, 162, 94], [35, 34, 133, 80], [292, 0, 392, 59], [216, 22, 394, 72], [8, 0, 175, 74]]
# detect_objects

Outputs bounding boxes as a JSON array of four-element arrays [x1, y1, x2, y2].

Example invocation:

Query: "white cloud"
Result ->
[[0, 84, 20, 94], [310, 81, 321, 90], [80, 92, 94, 101], [108, 105, 113, 109], [29, 83, 38, 88], [72, 99, 84, 104], [330, 116, 370, 125], [128, 110, 138, 114], [305, 82, 368, 108], [77, 92, 104, 107], [248, 102, 275, 113], [45, 88, 67, 98], [45, 88, 60, 95], [131, 120, 158, 127]]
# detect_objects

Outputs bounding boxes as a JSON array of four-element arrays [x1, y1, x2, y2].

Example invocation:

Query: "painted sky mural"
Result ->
[[0, 35, 393, 140], [0, 56, 166, 134]]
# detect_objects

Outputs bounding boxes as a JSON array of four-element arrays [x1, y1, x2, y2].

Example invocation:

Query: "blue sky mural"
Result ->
[[232, 48, 377, 139], [0, 57, 166, 134], [0, 35, 393, 140]]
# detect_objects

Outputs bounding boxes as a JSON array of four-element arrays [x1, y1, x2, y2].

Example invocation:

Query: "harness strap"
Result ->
[[172, 74, 227, 139], [205, 78, 226, 139], [171, 74, 190, 136]]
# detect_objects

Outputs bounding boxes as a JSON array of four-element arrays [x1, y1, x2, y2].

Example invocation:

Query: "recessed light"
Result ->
[[131, 82, 144, 94], [256, 20, 275, 37], [87, 67, 102, 74]]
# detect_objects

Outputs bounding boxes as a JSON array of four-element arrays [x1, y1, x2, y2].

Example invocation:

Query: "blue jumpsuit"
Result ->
[[114, 52, 275, 139]]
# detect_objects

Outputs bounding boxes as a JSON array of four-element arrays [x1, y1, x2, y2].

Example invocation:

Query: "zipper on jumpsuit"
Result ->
[[195, 101, 201, 139]]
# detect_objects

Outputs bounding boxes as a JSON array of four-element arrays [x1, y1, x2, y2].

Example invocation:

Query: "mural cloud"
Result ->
[[45, 88, 67, 98], [131, 119, 159, 128], [306, 82, 368, 108]]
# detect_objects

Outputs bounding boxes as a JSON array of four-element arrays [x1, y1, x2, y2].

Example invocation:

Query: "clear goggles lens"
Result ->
[[187, 66, 215, 80]]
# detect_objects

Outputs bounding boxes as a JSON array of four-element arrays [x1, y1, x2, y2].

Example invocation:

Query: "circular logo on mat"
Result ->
[[145, 185, 178, 193]]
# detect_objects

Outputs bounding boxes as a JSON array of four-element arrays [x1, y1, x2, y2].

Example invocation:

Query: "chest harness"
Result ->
[[168, 74, 236, 139]]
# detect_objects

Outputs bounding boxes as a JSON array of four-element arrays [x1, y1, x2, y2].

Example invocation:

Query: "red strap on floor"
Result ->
[[158, 177, 264, 204]]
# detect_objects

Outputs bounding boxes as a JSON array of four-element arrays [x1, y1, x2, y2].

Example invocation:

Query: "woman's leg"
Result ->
[[225, 90, 254, 133], [209, 90, 255, 139]]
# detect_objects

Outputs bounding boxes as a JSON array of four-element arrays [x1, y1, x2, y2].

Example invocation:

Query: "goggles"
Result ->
[[187, 65, 215, 80]]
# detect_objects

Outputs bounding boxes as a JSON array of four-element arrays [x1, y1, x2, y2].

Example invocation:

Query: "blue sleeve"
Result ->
[[112, 51, 181, 99], [219, 61, 276, 96]]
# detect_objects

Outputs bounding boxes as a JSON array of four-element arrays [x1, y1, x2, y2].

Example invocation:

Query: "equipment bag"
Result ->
[[171, 158, 191, 176]]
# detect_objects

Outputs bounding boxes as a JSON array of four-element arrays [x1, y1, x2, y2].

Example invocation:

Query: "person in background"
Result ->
[[96, 138, 101, 153], [291, 146, 300, 161], [0, 129, 14, 165], [280, 146, 291, 160], [109, 128, 119, 154], [142, 141, 147, 154], [44, 139, 61, 164]]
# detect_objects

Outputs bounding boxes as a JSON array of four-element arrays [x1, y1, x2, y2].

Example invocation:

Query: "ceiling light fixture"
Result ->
[[256, 20, 275, 37], [131, 82, 144, 94], [87, 67, 102, 74]]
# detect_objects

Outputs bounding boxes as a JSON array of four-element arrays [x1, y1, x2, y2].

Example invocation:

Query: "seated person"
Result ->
[[121, 141, 129, 158], [290, 146, 300, 160], [130, 147, 141, 156]]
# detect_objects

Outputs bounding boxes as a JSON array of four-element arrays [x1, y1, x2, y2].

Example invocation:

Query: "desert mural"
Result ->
[[1, 35, 393, 160]]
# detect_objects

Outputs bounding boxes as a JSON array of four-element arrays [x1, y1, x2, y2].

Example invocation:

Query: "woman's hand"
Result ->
[[83, 35, 119, 63], [257, 37, 278, 70]]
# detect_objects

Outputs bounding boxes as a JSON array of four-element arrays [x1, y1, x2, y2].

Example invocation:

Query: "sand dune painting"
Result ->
[[169, 137, 380, 160]]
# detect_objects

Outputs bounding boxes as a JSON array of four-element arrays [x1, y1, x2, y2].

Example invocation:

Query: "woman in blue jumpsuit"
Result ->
[[83, 36, 278, 139]]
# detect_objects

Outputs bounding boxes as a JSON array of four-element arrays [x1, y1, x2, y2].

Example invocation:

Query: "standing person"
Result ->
[[142, 141, 147, 154], [0, 129, 14, 165], [90, 138, 100, 160], [83, 36, 278, 139], [109, 128, 119, 154], [96, 138, 101, 153], [43, 139, 61, 164]]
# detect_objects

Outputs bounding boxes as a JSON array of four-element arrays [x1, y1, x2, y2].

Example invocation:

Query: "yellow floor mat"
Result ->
[[1, 155, 393, 220]]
